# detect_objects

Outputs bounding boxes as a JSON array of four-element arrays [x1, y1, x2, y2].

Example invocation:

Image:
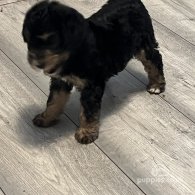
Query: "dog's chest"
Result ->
[[62, 75, 86, 90], [46, 71, 86, 90]]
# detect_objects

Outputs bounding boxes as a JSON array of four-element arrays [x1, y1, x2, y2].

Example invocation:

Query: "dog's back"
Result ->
[[88, 0, 157, 74], [89, 0, 153, 35]]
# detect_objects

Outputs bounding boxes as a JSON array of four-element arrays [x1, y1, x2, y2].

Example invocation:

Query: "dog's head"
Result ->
[[22, 0, 87, 74]]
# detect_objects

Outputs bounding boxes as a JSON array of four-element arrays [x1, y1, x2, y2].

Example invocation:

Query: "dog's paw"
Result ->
[[33, 113, 58, 127], [75, 128, 99, 144], [147, 83, 165, 95]]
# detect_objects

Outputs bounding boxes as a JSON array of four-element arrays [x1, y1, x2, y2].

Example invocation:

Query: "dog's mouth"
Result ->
[[27, 50, 70, 74]]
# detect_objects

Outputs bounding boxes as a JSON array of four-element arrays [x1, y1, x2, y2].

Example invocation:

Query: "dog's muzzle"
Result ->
[[27, 51, 45, 69]]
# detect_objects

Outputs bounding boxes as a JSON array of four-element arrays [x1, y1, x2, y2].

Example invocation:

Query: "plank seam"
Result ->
[[151, 18, 195, 47], [0, 48, 147, 195], [124, 68, 195, 124], [0, 187, 6, 195], [93, 143, 147, 195]]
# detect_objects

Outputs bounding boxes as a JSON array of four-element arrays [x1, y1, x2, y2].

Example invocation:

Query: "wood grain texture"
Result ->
[[0, 188, 5, 195], [142, 0, 195, 45], [0, 191, 4, 195], [0, 0, 20, 6], [28, 0, 107, 17], [0, 1, 195, 195], [0, 50, 143, 195], [99, 77, 195, 195]]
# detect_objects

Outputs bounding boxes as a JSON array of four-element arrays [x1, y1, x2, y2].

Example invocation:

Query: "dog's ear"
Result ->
[[22, 1, 51, 42]]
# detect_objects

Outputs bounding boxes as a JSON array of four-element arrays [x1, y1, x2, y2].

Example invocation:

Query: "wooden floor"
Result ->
[[0, 0, 195, 194]]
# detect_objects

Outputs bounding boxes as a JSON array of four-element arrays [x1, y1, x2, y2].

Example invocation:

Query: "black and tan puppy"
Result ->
[[22, 0, 166, 144]]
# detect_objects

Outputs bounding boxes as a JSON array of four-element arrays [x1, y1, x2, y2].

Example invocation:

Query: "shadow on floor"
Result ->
[[17, 69, 147, 146], [17, 104, 75, 147]]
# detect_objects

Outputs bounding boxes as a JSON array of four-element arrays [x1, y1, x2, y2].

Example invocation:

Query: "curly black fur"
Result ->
[[22, 0, 165, 144]]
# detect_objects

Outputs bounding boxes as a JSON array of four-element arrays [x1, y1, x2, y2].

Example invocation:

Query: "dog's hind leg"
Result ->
[[33, 78, 73, 127], [136, 48, 166, 94]]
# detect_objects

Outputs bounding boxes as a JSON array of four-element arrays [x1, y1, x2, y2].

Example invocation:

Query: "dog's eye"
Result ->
[[37, 33, 59, 48], [37, 33, 54, 41], [35, 33, 60, 51]]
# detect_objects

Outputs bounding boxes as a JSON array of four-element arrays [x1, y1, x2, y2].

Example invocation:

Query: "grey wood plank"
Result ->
[[0, 1, 195, 195], [0, 51, 143, 195], [0, 191, 4, 195], [28, 0, 106, 17], [100, 72, 195, 195], [161, 0, 195, 14], [0, 188, 5, 195], [0, 0, 20, 6], [0, 191, 5, 195], [142, 0, 195, 45]]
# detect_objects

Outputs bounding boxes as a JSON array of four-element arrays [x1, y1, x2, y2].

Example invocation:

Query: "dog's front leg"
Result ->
[[33, 78, 73, 127], [75, 83, 105, 144]]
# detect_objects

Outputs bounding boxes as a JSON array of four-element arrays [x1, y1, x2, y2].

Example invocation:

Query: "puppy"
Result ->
[[22, 0, 166, 144]]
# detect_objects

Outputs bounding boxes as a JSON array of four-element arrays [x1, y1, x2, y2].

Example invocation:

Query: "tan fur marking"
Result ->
[[75, 107, 99, 144], [136, 50, 165, 86], [37, 33, 54, 40], [44, 91, 70, 119], [79, 107, 100, 130], [43, 51, 70, 74], [33, 90, 70, 127], [63, 75, 87, 90]]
